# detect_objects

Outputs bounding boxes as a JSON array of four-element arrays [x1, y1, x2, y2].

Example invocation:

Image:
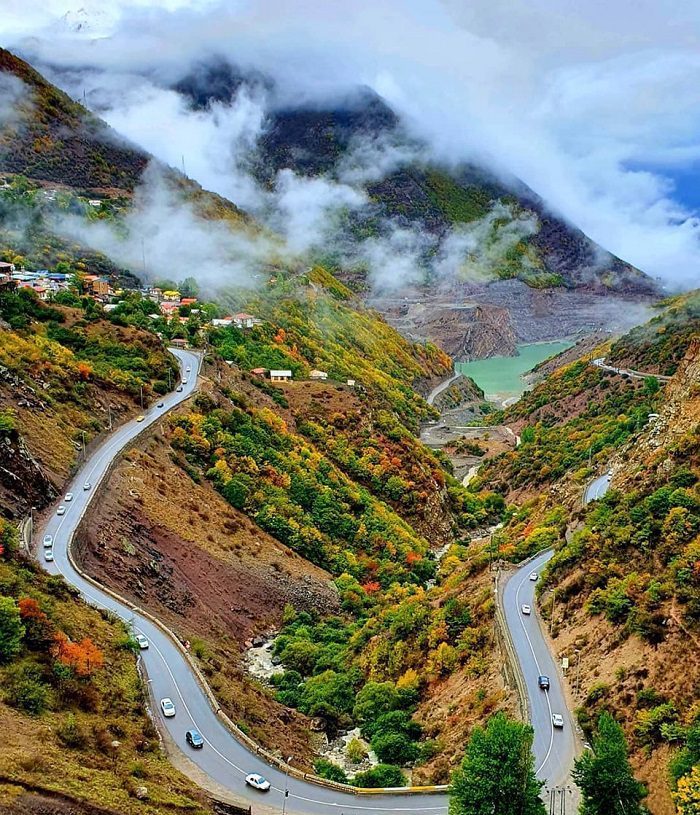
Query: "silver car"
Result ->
[[245, 773, 271, 792]]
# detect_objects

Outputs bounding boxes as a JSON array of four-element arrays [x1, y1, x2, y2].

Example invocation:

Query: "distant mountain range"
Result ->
[[174, 57, 656, 297], [0, 48, 660, 357]]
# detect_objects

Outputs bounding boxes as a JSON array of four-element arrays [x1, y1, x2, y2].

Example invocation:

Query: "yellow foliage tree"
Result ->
[[674, 766, 700, 815]]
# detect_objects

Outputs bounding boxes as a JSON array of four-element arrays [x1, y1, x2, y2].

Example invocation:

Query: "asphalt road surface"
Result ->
[[426, 371, 460, 405], [36, 349, 448, 815], [34, 348, 590, 813], [501, 552, 577, 789], [584, 472, 612, 504]]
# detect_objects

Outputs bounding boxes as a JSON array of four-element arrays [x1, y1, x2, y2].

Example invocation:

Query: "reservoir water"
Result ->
[[455, 341, 573, 403]]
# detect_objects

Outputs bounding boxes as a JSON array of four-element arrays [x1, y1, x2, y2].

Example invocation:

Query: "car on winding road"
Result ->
[[245, 773, 271, 792], [186, 729, 204, 749], [521, 604, 531, 615], [83, 482, 91, 491], [42, 534, 53, 548], [160, 698, 176, 718], [538, 675, 550, 690], [56, 505, 66, 515], [135, 634, 149, 649], [552, 713, 564, 728], [65, 492, 73, 502], [44, 549, 54, 562], [529, 571, 538, 581]]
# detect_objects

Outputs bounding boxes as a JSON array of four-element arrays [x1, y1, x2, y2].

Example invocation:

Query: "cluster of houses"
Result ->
[[0, 262, 115, 301], [247, 367, 355, 387], [0, 262, 359, 389]]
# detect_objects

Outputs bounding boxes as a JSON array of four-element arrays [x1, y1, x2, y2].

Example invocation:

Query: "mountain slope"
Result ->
[[172, 59, 654, 295], [0, 48, 251, 236], [0, 48, 148, 191]]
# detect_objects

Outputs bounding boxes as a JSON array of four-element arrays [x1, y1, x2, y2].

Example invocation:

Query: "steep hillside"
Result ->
[[177, 61, 654, 296], [0, 49, 251, 238], [0, 293, 215, 814], [0, 49, 148, 192], [543, 337, 700, 815], [0, 288, 177, 518]]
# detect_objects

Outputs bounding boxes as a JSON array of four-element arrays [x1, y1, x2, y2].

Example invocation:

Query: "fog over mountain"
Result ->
[[3, 0, 699, 288]]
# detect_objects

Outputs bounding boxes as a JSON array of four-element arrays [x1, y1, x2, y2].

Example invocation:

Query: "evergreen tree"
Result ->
[[0, 596, 25, 661], [449, 712, 545, 815], [573, 712, 646, 815]]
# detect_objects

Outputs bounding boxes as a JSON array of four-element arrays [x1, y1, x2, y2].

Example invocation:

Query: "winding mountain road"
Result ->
[[34, 349, 587, 813], [584, 472, 612, 504], [426, 371, 460, 405], [501, 552, 576, 789], [591, 357, 671, 383]]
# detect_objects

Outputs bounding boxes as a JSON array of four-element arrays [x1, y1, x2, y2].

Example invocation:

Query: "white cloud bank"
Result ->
[[2, 0, 700, 288]]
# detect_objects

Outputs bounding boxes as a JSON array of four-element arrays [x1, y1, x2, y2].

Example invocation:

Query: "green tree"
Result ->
[[353, 681, 400, 725], [371, 731, 419, 765], [573, 712, 646, 815], [352, 764, 405, 788], [4, 662, 50, 714], [449, 712, 545, 815], [314, 758, 348, 784], [0, 596, 25, 661]]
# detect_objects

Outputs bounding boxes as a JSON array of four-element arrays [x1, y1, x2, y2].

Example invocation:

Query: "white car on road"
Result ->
[[552, 713, 564, 728], [521, 604, 531, 615], [43, 535, 53, 548], [245, 773, 271, 792], [83, 482, 91, 491], [160, 698, 176, 717], [44, 549, 54, 562], [135, 634, 149, 650], [65, 493, 73, 502], [529, 572, 538, 581], [56, 505, 66, 516]]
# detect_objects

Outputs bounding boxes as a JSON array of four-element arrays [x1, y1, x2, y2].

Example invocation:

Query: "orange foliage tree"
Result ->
[[53, 632, 104, 677]]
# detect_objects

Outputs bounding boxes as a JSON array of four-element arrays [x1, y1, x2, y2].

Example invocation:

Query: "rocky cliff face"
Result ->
[[0, 429, 56, 519], [376, 299, 517, 360]]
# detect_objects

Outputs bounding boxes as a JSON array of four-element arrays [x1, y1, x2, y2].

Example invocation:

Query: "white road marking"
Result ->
[[514, 562, 555, 776], [38, 351, 448, 814]]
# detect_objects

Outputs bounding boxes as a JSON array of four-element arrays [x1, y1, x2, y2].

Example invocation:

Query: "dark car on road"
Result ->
[[538, 675, 550, 690], [186, 729, 204, 749]]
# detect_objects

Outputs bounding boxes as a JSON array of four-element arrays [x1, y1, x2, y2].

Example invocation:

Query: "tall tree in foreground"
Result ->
[[573, 712, 646, 815], [449, 712, 545, 815]]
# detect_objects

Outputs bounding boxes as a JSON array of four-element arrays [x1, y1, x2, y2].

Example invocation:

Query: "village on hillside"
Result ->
[[0, 260, 359, 387]]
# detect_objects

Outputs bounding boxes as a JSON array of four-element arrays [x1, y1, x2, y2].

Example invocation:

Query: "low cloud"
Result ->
[[0, 71, 31, 130], [4, 0, 700, 288], [51, 163, 273, 293]]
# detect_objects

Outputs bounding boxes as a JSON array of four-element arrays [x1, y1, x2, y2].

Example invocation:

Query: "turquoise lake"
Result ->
[[455, 341, 573, 403]]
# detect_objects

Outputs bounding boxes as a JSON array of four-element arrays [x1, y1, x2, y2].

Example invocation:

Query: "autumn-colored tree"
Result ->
[[76, 361, 92, 381], [53, 632, 104, 677], [18, 597, 54, 648], [674, 765, 700, 814]]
